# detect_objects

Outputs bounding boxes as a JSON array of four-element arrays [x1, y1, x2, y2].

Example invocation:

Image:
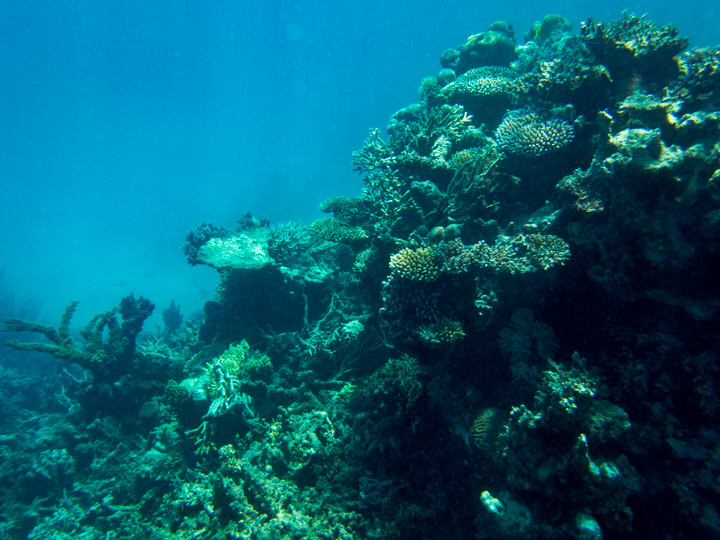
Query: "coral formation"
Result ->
[[197, 231, 274, 270], [3, 10, 720, 540], [581, 12, 689, 84], [441, 21, 518, 75], [495, 107, 576, 158]]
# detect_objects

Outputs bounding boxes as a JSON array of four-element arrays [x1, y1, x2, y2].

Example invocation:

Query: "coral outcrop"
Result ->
[[3, 11, 720, 540]]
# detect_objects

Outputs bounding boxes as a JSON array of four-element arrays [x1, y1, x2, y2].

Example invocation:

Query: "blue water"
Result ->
[[1, 0, 718, 325]]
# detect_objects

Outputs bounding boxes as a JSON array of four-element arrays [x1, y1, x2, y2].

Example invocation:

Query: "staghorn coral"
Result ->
[[352, 128, 395, 173], [494, 107, 575, 159], [386, 103, 475, 159], [3, 295, 154, 379]]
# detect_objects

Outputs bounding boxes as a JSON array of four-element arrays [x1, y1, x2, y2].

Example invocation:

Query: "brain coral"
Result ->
[[494, 108, 575, 158]]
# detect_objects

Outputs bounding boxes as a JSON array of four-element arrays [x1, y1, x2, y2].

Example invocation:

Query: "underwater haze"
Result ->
[[0, 0, 717, 324], [2, 1, 720, 539]]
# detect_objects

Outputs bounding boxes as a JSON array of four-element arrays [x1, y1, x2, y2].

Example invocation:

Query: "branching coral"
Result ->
[[472, 233, 571, 274], [183, 222, 229, 266], [495, 107, 575, 158], [267, 221, 312, 265], [3, 294, 154, 379], [389, 246, 441, 281], [416, 317, 465, 345], [442, 67, 520, 126], [442, 67, 520, 105], [309, 217, 368, 244], [671, 47, 720, 111]]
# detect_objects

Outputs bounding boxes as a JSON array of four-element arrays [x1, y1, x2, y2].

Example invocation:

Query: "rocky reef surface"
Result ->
[[2, 12, 720, 539]]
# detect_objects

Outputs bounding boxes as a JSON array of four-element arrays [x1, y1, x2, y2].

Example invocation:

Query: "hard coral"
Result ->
[[495, 107, 575, 158], [442, 66, 519, 126], [442, 21, 518, 75], [309, 217, 368, 243], [581, 12, 688, 84], [389, 246, 440, 281]]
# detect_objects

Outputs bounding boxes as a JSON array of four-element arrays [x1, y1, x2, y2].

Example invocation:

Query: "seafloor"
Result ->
[[2, 12, 720, 540]]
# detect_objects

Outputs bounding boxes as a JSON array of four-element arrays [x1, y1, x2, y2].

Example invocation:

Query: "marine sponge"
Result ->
[[494, 107, 575, 158]]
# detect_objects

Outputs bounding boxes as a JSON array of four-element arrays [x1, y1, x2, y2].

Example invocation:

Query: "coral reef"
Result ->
[[3, 11, 720, 540]]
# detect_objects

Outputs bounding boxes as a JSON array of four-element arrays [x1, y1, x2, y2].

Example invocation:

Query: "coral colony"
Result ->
[[3, 13, 720, 539]]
